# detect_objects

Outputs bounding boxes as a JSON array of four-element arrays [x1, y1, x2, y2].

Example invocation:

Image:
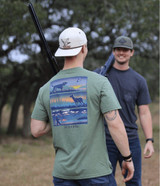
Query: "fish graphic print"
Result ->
[[50, 76, 88, 126]]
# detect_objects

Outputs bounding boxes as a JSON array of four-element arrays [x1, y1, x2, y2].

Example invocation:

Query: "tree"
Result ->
[[0, 0, 158, 135]]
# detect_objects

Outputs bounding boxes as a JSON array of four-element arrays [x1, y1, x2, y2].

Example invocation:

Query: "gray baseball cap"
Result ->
[[113, 36, 133, 49]]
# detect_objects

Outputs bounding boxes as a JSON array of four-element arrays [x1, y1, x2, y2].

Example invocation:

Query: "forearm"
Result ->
[[31, 119, 51, 137], [138, 105, 154, 158], [104, 110, 130, 157], [140, 114, 153, 138], [37, 123, 51, 137], [104, 110, 134, 181], [138, 105, 153, 139]]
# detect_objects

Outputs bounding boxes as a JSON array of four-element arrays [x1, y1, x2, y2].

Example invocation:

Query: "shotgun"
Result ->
[[99, 53, 114, 76], [28, 3, 59, 74], [94, 53, 114, 76]]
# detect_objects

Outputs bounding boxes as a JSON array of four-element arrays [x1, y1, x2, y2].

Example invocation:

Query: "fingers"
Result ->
[[144, 145, 154, 159], [123, 169, 134, 182], [121, 161, 134, 183], [144, 151, 152, 158], [121, 167, 126, 176], [144, 151, 154, 158]]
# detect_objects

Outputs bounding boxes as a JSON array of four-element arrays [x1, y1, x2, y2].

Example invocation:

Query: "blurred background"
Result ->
[[0, 0, 159, 185]]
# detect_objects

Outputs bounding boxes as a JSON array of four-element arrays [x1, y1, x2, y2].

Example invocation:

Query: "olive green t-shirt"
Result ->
[[31, 67, 121, 179]]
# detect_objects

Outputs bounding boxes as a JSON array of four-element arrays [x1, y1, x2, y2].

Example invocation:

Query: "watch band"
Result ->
[[146, 138, 154, 143], [122, 153, 132, 161]]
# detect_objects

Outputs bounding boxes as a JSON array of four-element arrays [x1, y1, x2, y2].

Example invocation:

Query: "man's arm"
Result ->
[[138, 105, 154, 158], [31, 119, 51, 138], [104, 110, 134, 182]]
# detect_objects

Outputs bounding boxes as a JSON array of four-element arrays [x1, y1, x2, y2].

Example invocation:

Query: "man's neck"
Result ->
[[63, 63, 83, 70], [63, 56, 83, 70], [113, 61, 129, 71]]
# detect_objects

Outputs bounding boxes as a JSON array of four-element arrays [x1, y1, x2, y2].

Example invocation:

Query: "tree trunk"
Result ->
[[0, 109, 2, 133], [22, 101, 32, 137], [7, 91, 22, 135], [0, 92, 9, 130], [22, 83, 39, 137]]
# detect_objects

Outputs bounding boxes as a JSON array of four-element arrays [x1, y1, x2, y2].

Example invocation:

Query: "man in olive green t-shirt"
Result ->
[[31, 27, 134, 186]]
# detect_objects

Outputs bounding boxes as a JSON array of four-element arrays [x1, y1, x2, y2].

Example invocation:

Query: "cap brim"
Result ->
[[113, 45, 133, 49], [55, 47, 82, 57]]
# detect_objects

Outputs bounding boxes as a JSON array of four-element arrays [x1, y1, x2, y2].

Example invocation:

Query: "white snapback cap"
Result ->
[[55, 27, 87, 57]]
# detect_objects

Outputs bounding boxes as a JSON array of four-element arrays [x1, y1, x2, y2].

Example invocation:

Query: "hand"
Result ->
[[144, 141, 154, 158], [121, 160, 134, 182]]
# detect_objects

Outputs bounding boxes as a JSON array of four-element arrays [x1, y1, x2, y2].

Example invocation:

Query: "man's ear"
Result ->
[[112, 49, 115, 56], [131, 49, 134, 56], [81, 45, 85, 53]]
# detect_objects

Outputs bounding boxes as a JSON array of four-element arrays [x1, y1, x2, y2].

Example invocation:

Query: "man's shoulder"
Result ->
[[130, 68, 146, 81], [39, 78, 53, 94], [84, 68, 108, 80]]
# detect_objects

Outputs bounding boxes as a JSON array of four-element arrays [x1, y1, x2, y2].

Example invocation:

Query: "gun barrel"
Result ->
[[28, 3, 59, 74]]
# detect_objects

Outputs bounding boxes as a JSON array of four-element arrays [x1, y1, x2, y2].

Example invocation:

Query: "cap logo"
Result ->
[[61, 38, 71, 48], [119, 38, 127, 44]]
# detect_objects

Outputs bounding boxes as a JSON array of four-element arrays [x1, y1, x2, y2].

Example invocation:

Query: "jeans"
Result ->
[[106, 137, 142, 186], [53, 174, 117, 186]]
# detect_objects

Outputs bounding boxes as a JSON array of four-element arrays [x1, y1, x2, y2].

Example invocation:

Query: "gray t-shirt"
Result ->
[[31, 67, 121, 179]]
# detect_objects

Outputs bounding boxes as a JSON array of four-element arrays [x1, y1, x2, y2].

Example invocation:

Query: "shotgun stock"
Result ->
[[99, 53, 114, 76], [94, 53, 114, 76]]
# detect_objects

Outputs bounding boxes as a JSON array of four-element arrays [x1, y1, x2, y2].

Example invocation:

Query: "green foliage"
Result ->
[[0, 0, 159, 131]]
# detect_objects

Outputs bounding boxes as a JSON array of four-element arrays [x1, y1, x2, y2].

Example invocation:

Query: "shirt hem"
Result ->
[[52, 170, 112, 180]]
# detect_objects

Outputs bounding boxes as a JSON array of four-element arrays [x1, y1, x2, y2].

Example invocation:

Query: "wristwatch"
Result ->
[[122, 153, 132, 162], [146, 138, 154, 143]]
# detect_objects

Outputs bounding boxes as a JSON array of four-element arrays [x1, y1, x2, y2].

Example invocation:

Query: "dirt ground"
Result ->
[[0, 103, 159, 186], [0, 134, 159, 186]]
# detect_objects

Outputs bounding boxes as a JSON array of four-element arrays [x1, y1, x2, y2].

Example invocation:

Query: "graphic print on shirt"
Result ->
[[50, 76, 88, 126]]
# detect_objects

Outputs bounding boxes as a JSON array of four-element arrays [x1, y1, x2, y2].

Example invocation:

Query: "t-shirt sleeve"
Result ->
[[31, 88, 49, 122], [136, 79, 152, 106], [100, 79, 121, 114]]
